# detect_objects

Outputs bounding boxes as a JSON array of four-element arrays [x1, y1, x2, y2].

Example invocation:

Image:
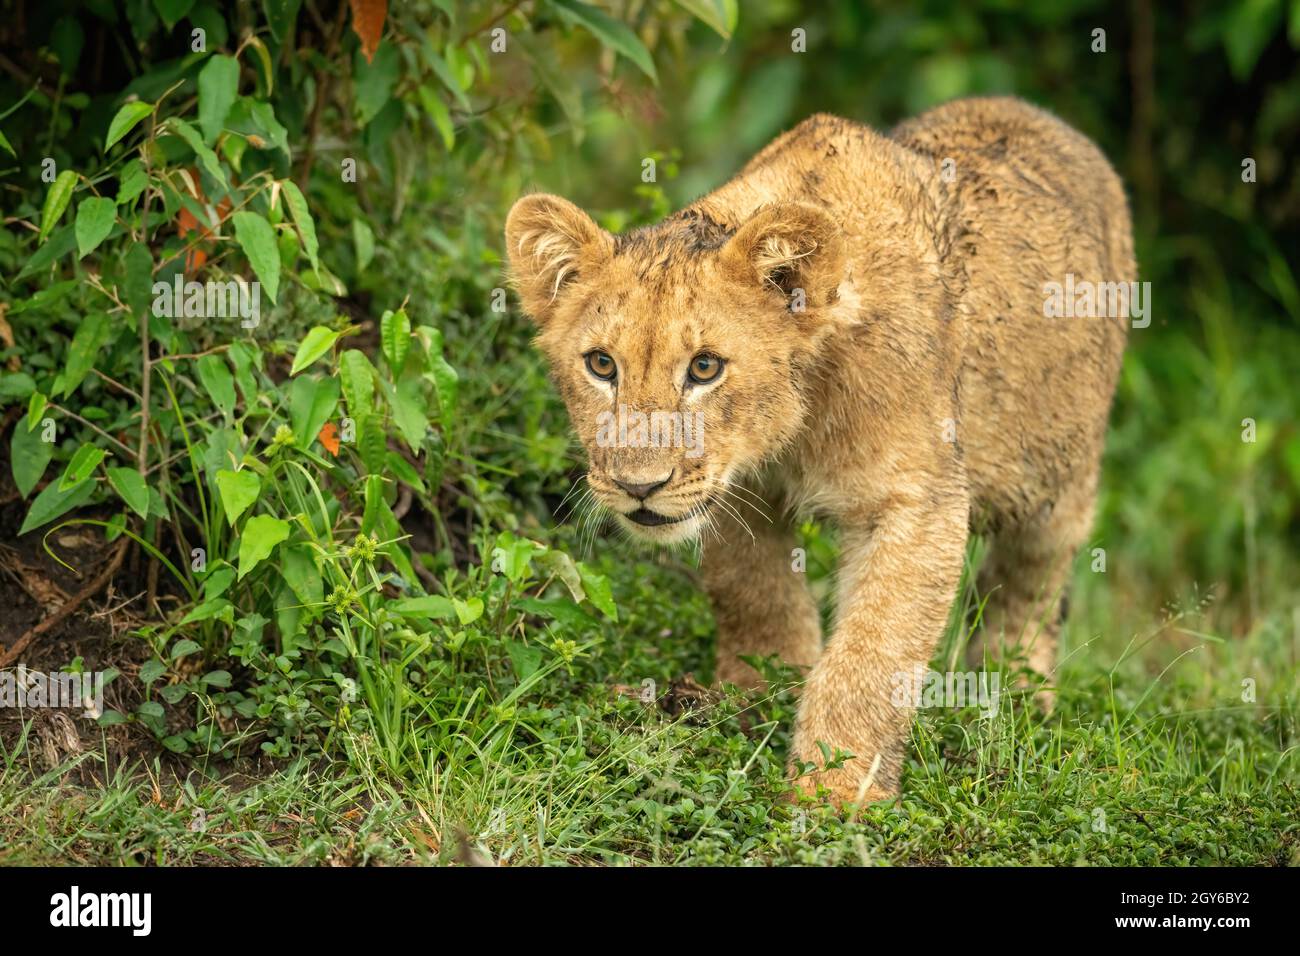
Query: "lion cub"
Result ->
[[506, 98, 1133, 806]]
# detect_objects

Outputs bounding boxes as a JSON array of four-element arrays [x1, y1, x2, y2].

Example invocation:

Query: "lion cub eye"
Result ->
[[687, 353, 724, 385], [585, 350, 617, 382]]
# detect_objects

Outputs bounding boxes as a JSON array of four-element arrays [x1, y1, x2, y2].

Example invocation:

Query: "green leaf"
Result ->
[[671, 0, 734, 38], [453, 597, 484, 625], [505, 640, 544, 683], [420, 40, 471, 111], [280, 180, 319, 274], [180, 597, 234, 625], [231, 211, 280, 303], [380, 308, 410, 372], [357, 413, 386, 474], [203, 564, 236, 600], [352, 218, 375, 272], [55, 313, 111, 397], [104, 512, 127, 541], [384, 451, 426, 493], [215, 468, 261, 524], [124, 244, 154, 317], [280, 543, 323, 608], [197, 53, 239, 143], [289, 374, 340, 448], [7, 281, 76, 317], [360, 473, 384, 536], [153, 0, 196, 29], [74, 196, 117, 258], [390, 374, 428, 451], [202, 669, 232, 688], [58, 444, 106, 491], [19, 224, 76, 278], [237, 514, 290, 579], [551, 0, 658, 82], [428, 350, 459, 435], [264, 0, 302, 41], [578, 563, 618, 621], [290, 325, 341, 376], [0, 372, 35, 400], [227, 341, 260, 405], [391, 595, 457, 619], [11, 416, 53, 497], [354, 42, 400, 126], [1223, 0, 1285, 81], [537, 549, 586, 603], [417, 86, 455, 151], [514, 596, 597, 630], [137, 701, 165, 719], [140, 659, 166, 684], [116, 159, 147, 205], [0, 127, 13, 158], [196, 353, 237, 414], [338, 349, 375, 421], [491, 533, 543, 583], [104, 100, 154, 151], [106, 467, 149, 519], [165, 117, 226, 190], [19, 477, 95, 535], [39, 170, 78, 243], [26, 392, 47, 431], [171, 639, 201, 660]]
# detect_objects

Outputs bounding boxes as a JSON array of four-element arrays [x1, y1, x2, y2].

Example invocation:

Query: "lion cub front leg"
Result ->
[[793, 492, 969, 806], [701, 506, 822, 689]]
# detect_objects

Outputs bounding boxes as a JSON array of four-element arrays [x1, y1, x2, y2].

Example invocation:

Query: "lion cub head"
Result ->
[[505, 193, 851, 544]]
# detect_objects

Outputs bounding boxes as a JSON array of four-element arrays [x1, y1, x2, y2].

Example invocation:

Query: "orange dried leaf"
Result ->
[[319, 421, 341, 456], [349, 0, 387, 64]]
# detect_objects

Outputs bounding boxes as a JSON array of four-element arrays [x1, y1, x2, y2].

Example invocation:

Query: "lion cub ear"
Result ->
[[505, 194, 612, 323], [721, 202, 846, 310]]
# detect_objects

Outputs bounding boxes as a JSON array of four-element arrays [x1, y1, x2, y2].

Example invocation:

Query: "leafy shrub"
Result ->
[[0, 0, 721, 761]]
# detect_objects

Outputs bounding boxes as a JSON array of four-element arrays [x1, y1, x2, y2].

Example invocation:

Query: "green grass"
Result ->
[[3, 532, 1295, 866]]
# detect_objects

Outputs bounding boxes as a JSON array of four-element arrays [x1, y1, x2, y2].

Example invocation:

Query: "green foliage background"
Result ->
[[0, 0, 1296, 864]]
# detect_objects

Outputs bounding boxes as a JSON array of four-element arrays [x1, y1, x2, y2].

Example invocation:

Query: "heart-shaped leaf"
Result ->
[[75, 196, 117, 258], [237, 514, 290, 579], [215, 468, 262, 525]]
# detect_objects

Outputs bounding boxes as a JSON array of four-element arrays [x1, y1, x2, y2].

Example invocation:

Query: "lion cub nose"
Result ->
[[613, 472, 673, 500]]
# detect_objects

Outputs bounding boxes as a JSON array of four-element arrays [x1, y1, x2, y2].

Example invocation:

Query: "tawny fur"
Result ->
[[505, 98, 1133, 807]]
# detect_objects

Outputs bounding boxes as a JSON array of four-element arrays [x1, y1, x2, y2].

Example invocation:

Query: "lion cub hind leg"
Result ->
[[700, 506, 822, 690], [966, 482, 1099, 699]]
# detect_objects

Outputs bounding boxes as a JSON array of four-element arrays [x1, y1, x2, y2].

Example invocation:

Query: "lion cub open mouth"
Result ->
[[624, 508, 686, 527], [506, 97, 1133, 808]]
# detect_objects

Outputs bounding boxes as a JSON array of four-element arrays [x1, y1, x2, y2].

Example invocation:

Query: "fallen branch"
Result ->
[[0, 538, 127, 668]]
